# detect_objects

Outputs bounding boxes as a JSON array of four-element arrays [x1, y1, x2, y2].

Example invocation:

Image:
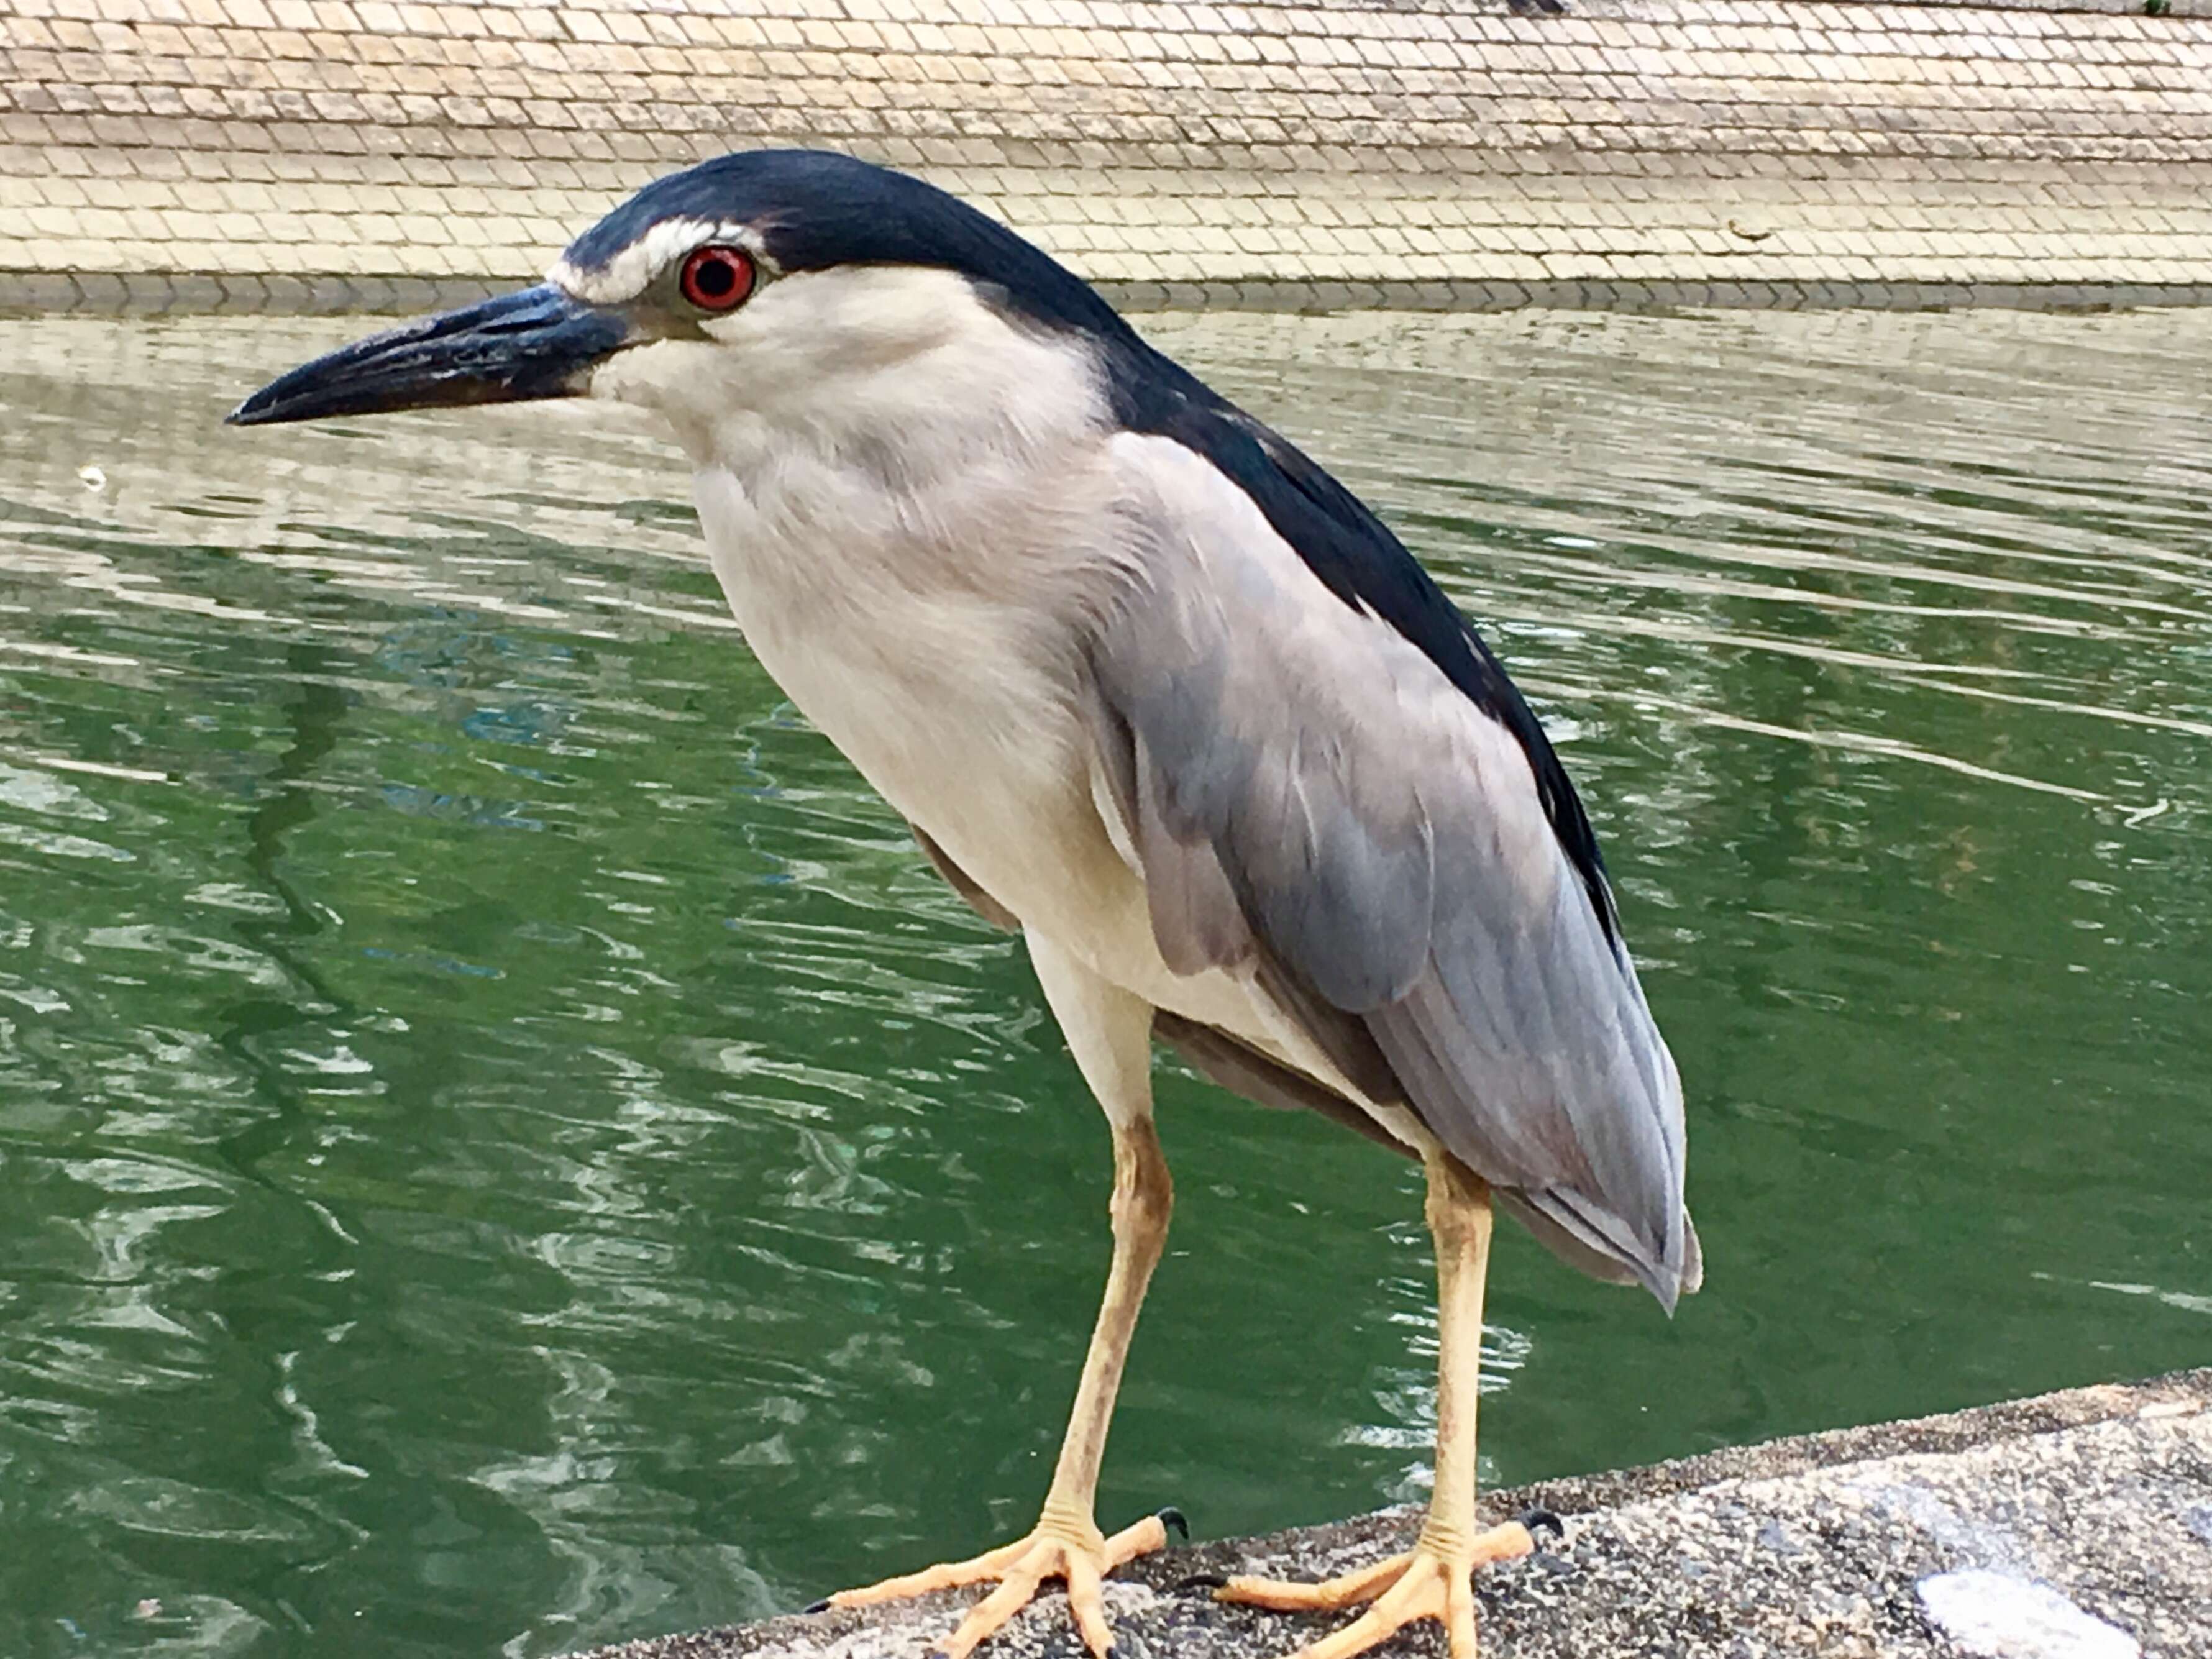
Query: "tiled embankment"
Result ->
[[3, 0, 2212, 312]]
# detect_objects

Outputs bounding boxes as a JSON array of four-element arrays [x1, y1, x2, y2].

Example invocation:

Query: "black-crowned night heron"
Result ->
[[232, 148, 1698, 1659]]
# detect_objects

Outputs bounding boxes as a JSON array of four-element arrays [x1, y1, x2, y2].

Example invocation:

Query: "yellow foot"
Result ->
[[1215, 1515, 1551, 1659], [817, 1509, 1183, 1659]]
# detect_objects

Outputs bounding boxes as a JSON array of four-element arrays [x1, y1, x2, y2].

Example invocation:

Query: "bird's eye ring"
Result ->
[[679, 245, 756, 313]]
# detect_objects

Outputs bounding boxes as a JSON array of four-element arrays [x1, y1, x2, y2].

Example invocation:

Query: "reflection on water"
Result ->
[[2, 308, 2210, 1658]]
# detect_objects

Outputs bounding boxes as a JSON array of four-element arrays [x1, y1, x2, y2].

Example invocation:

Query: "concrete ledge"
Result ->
[[575, 1369, 2212, 1659], [11, 272, 2212, 320]]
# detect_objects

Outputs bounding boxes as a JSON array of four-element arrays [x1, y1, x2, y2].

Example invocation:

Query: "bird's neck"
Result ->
[[682, 280, 1123, 624], [684, 359, 1129, 872]]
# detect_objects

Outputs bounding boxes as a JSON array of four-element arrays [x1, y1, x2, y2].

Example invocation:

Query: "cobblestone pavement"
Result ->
[[4, 0, 2210, 312]]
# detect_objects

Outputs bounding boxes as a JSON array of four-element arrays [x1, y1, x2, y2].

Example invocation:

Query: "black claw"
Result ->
[[802, 1599, 831, 1616], [1176, 1572, 1230, 1593], [1517, 1506, 1565, 1541], [1156, 1506, 1190, 1542]]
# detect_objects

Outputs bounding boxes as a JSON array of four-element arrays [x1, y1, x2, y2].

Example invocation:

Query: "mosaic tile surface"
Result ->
[[2, 0, 2210, 309]]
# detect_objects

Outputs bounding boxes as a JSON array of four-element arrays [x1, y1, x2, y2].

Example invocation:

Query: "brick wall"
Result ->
[[3, 0, 2211, 311]]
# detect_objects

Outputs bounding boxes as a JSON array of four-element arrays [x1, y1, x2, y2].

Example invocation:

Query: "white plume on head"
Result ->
[[547, 217, 771, 308]]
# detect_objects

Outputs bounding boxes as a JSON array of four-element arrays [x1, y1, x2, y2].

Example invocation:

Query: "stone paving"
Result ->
[[2, 0, 2211, 311], [576, 1369, 2212, 1659]]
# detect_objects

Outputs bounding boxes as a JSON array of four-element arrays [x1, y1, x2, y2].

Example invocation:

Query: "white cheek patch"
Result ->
[[584, 336, 724, 431], [547, 219, 772, 308], [696, 266, 1013, 365], [578, 263, 1112, 485]]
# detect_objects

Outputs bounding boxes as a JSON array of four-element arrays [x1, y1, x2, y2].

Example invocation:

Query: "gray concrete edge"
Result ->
[[570, 1368, 2212, 1659], [9, 272, 2212, 319]]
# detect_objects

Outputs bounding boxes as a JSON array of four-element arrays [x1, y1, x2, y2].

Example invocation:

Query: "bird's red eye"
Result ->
[[679, 245, 755, 313]]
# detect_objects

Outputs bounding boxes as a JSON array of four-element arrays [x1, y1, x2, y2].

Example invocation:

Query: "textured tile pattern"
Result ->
[[2, 0, 2211, 311]]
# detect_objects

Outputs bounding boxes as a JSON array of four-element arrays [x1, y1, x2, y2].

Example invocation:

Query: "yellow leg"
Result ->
[[823, 1116, 1176, 1658], [1219, 1151, 1535, 1659]]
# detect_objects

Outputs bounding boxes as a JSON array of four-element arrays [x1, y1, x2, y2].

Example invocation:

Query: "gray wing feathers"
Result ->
[[1102, 501, 1436, 1012], [1151, 1010, 1408, 1156], [1092, 434, 1696, 1308]]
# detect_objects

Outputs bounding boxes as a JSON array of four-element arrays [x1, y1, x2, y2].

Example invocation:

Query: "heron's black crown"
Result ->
[[562, 149, 1140, 349]]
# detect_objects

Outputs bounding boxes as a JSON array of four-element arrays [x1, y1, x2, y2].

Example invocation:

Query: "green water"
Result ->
[[1, 307, 2207, 1658]]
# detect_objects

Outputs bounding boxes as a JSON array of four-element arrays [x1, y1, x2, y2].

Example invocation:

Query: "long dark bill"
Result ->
[[226, 285, 631, 427]]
